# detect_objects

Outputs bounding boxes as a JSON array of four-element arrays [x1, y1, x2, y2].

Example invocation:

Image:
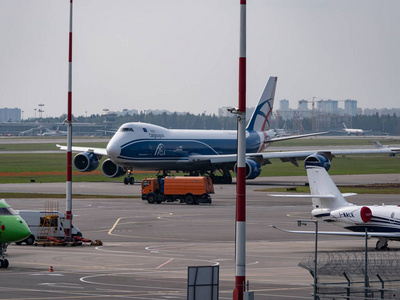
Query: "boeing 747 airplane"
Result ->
[[58, 76, 397, 184], [273, 155, 400, 250]]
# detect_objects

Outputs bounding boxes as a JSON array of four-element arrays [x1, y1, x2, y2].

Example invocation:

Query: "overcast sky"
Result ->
[[1, 0, 399, 119]]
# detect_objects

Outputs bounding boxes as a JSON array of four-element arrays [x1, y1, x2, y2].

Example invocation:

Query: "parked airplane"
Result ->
[[272, 154, 400, 250], [57, 76, 397, 184], [0, 200, 31, 268], [342, 123, 371, 136]]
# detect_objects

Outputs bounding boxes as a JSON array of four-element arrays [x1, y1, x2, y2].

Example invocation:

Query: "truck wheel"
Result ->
[[25, 235, 35, 245], [185, 194, 195, 205], [2, 259, 9, 268], [147, 194, 156, 204]]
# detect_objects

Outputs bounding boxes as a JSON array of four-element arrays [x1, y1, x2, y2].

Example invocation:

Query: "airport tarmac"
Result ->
[[1, 175, 399, 299]]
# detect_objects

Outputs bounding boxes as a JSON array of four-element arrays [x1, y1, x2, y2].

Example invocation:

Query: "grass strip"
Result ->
[[258, 184, 400, 195]]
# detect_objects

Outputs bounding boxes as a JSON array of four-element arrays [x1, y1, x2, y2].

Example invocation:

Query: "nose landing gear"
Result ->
[[123, 170, 135, 185]]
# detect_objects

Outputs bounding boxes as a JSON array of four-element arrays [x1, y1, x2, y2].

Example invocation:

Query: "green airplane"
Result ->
[[0, 199, 31, 268]]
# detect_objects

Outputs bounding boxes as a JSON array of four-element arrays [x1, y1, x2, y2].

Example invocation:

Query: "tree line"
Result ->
[[36, 112, 400, 135]]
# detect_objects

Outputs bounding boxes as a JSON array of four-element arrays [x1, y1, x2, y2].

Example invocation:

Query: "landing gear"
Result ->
[[0, 243, 9, 268], [123, 170, 135, 185], [0, 259, 9, 268], [376, 238, 389, 250], [210, 167, 233, 184]]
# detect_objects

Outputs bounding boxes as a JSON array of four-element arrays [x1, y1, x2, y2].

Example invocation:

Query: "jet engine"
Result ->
[[101, 158, 126, 178], [73, 152, 99, 172], [304, 154, 331, 171], [330, 206, 372, 224], [234, 159, 262, 180]]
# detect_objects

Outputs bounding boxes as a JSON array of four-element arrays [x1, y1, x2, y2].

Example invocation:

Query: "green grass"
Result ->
[[0, 142, 108, 151], [260, 155, 399, 177], [268, 137, 400, 147], [0, 138, 399, 183]]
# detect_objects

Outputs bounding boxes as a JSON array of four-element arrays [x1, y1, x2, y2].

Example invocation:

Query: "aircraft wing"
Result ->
[[268, 193, 358, 198], [56, 144, 108, 156], [188, 147, 396, 167], [267, 131, 330, 143], [272, 225, 400, 239]]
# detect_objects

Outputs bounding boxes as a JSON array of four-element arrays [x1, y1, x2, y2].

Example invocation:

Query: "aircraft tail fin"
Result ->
[[373, 141, 384, 149], [246, 76, 277, 131], [306, 165, 350, 213]]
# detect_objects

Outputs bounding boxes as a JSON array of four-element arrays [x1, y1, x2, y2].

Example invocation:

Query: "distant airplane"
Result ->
[[272, 154, 400, 250], [41, 126, 67, 137], [0, 199, 31, 268], [373, 141, 400, 157], [342, 122, 371, 136], [274, 123, 289, 137], [57, 76, 397, 184]]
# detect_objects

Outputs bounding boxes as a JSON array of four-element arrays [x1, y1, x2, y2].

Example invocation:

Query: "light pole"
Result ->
[[38, 103, 45, 135], [298, 219, 318, 300]]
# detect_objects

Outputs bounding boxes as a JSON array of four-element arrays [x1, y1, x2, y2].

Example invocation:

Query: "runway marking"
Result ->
[[108, 217, 125, 235], [38, 283, 83, 289], [155, 258, 174, 269]]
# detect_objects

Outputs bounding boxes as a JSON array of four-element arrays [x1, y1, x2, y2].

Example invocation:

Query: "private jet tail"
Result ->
[[306, 156, 351, 217], [246, 76, 277, 132]]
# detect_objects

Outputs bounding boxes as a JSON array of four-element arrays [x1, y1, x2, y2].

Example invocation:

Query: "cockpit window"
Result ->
[[0, 207, 17, 215], [120, 127, 134, 132], [142, 128, 148, 132]]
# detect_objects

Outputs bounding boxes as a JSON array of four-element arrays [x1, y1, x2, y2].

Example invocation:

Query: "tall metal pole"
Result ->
[[233, 1, 246, 299], [364, 228, 369, 298], [314, 221, 318, 300], [65, 0, 73, 242]]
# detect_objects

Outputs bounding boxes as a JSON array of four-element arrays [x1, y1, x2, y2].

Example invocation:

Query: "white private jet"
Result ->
[[342, 123, 371, 136], [58, 76, 397, 184], [272, 154, 400, 250]]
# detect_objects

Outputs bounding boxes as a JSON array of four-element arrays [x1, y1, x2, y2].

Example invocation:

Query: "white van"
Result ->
[[15, 210, 82, 245]]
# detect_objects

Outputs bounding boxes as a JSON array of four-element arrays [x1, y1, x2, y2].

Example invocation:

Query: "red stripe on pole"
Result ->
[[68, 91, 72, 119], [67, 151, 72, 181], [240, 0, 246, 4], [233, 276, 245, 300], [236, 167, 246, 221]]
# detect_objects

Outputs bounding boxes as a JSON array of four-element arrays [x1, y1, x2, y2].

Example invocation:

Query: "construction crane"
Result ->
[[298, 97, 319, 132]]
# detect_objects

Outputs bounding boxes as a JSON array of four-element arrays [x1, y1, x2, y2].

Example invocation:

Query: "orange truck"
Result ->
[[141, 176, 214, 205]]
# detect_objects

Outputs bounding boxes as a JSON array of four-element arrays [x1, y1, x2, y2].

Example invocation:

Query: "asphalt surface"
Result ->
[[0, 175, 400, 299]]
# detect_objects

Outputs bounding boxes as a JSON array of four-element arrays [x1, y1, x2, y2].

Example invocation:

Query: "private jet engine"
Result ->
[[304, 154, 331, 171], [330, 206, 372, 224], [234, 159, 262, 180], [73, 152, 99, 172], [101, 158, 126, 178]]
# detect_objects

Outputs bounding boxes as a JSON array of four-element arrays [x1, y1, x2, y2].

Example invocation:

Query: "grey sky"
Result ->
[[1, 0, 399, 119]]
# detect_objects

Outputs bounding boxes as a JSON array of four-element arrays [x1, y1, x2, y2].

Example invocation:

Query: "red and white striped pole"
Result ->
[[233, 1, 246, 299], [65, 0, 73, 242]]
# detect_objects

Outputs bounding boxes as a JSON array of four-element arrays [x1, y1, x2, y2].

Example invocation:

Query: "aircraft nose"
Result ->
[[12, 219, 31, 243], [106, 141, 121, 159]]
